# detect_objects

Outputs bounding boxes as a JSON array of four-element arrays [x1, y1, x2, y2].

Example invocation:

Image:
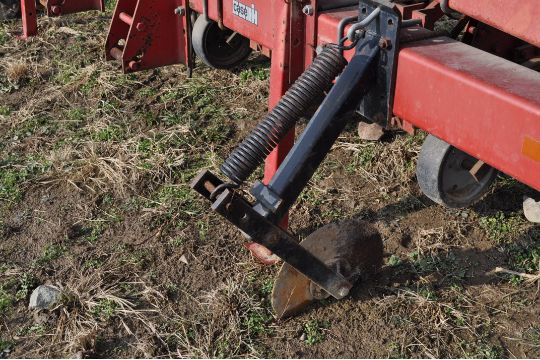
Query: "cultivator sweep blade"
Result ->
[[272, 220, 383, 318]]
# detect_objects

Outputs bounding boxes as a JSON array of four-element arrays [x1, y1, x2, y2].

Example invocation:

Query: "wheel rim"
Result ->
[[440, 147, 497, 205], [203, 22, 248, 66]]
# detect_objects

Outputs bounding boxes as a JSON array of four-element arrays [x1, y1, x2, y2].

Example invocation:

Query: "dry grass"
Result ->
[[22, 260, 166, 357]]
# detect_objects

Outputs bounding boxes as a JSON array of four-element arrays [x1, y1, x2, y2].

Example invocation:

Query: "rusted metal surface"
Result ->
[[449, 0, 540, 48], [393, 36, 540, 191], [105, 0, 191, 73], [272, 219, 383, 318], [522, 136, 540, 164]]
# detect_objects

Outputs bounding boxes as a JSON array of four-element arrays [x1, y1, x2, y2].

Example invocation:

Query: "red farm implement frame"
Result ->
[[104, 0, 540, 317], [19, 0, 104, 38]]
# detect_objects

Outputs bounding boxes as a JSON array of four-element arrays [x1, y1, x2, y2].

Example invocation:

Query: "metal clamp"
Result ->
[[346, 6, 381, 42]]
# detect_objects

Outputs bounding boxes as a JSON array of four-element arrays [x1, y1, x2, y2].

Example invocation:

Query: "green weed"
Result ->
[[243, 310, 272, 336], [0, 25, 8, 46], [0, 105, 10, 116], [15, 272, 37, 301], [38, 244, 66, 264], [260, 279, 273, 296], [0, 168, 29, 202], [239, 66, 270, 82], [388, 255, 402, 267], [303, 320, 328, 345], [410, 252, 467, 284], [92, 125, 125, 142], [91, 299, 118, 321], [506, 241, 540, 285], [16, 324, 46, 337], [479, 211, 520, 242], [0, 287, 13, 314]]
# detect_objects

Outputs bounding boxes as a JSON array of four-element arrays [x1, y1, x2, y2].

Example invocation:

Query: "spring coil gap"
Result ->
[[221, 46, 347, 184]]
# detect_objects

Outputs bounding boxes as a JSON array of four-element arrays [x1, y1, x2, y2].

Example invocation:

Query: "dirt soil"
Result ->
[[0, 6, 539, 359]]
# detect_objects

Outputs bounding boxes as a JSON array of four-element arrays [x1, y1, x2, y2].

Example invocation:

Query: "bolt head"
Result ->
[[50, 5, 61, 15], [378, 38, 392, 49], [302, 5, 314, 16], [338, 287, 350, 298], [175, 6, 186, 15]]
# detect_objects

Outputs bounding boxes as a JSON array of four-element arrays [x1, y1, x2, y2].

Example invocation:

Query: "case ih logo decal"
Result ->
[[233, 0, 258, 25]]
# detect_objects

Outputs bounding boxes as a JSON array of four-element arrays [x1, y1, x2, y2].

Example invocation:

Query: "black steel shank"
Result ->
[[191, 1, 401, 302]]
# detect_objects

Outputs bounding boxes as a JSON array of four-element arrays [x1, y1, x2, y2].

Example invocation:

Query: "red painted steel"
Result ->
[[105, 0, 190, 73], [42, 0, 104, 16], [189, 0, 277, 50], [20, 0, 38, 39], [19, 0, 103, 38], [393, 37, 540, 191], [449, 0, 540, 48]]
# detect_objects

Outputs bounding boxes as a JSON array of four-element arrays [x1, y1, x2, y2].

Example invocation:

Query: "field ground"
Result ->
[[0, 6, 539, 359]]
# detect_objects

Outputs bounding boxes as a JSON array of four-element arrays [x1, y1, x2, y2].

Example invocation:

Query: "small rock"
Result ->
[[300, 333, 306, 341], [358, 121, 385, 141], [179, 254, 189, 265], [29, 285, 62, 310], [523, 196, 540, 223]]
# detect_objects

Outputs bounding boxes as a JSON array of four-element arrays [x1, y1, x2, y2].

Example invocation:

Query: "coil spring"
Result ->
[[221, 46, 347, 184]]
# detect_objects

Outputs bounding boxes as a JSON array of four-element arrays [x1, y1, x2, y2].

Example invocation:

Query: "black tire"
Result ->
[[416, 134, 498, 208], [192, 15, 252, 69], [0, 0, 20, 20]]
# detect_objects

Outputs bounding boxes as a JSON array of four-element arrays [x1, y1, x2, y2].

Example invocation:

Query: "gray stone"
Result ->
[[358, 121, 385, 141], [523, 196, 540, 223], [29, 285, 62, 310]]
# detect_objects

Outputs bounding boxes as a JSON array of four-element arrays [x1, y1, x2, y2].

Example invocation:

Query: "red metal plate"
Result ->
[[106, 0, 190, 73], [393, 37, 540, 191], [449, 0, 540, 48], [189, 0, 278, 50], [44, 0, 104, 16], [20, 0, 38, 39]]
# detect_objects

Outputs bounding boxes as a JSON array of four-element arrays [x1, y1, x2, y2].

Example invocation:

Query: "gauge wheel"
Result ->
[[192, 15, 252, 69], [0, 0, 21, 20], [416, 134, 498, 208]]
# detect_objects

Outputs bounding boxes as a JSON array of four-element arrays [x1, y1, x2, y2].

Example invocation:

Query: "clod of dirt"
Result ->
[[357, 121, 385, 141], [29, 285, 62, 310], [523, 196, 540, 223]]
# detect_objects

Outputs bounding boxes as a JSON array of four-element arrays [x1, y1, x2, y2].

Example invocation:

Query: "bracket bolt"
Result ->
[[302, 5, 314, 16], [50, 5, 61, 15], [338, 287, 350, 298], [379, 38, 391, 49], [175, 6, 186, 15]]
